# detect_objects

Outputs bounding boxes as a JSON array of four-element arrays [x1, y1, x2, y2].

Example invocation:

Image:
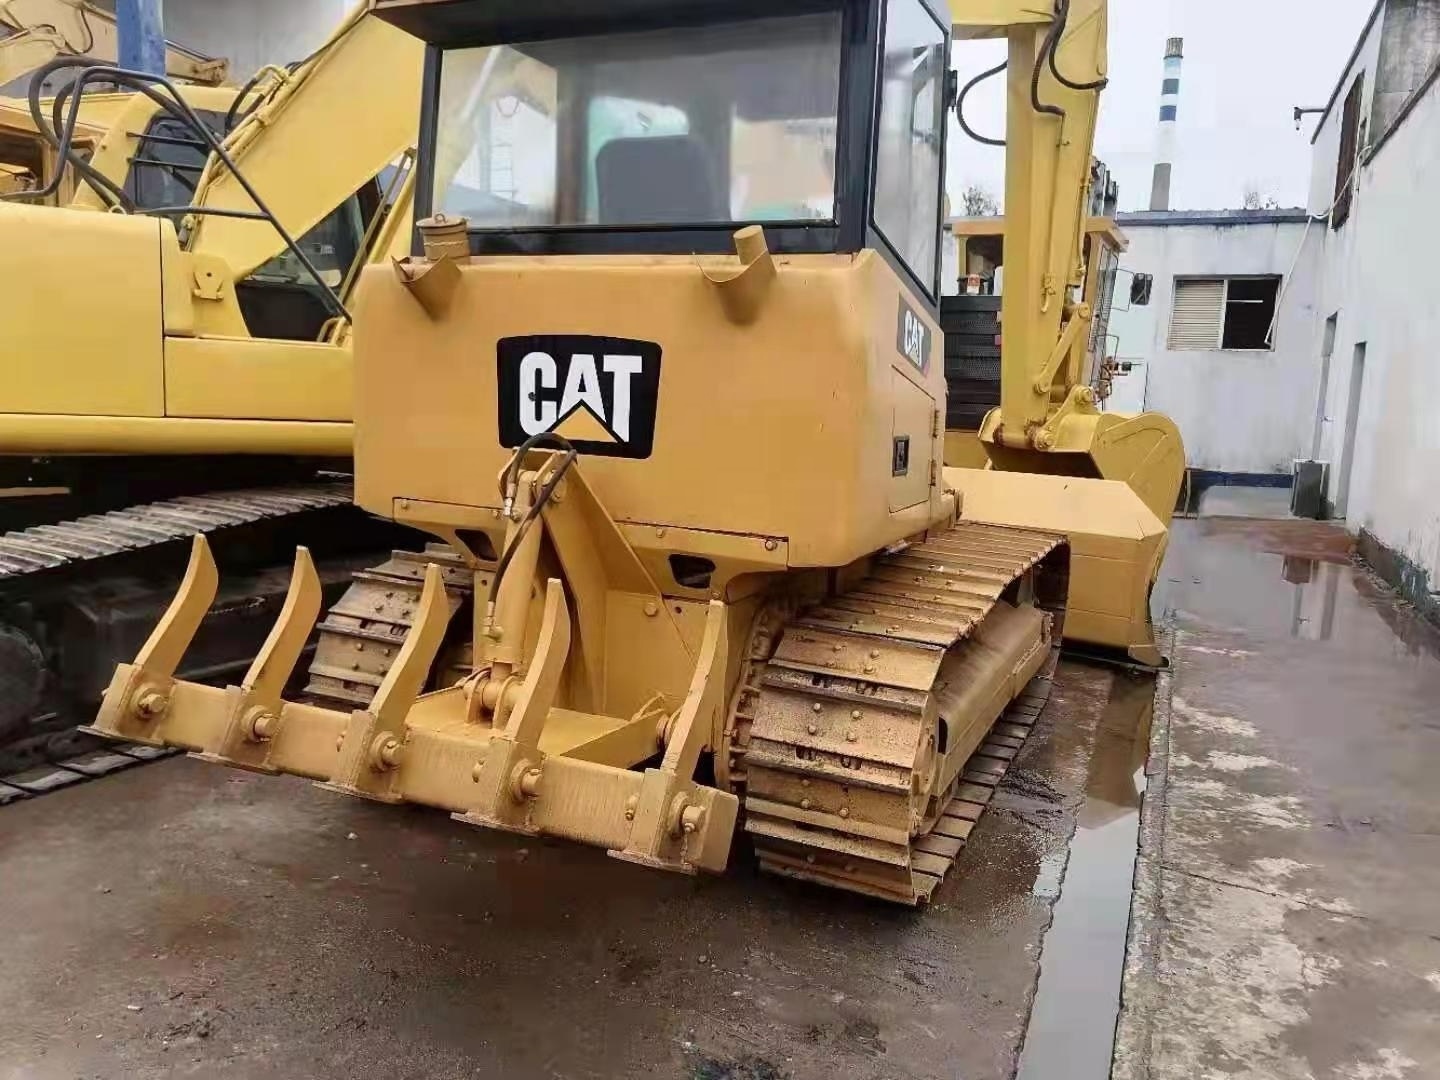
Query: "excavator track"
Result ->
[[728, 522, 1067, 905], [0, 482, 353, 578], [0, 741, 179, 807], [0, 479, 399, 784]]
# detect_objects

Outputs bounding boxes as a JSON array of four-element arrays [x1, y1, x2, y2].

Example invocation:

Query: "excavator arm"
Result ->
[[59, 1, 422, 301], [180, 2, 423, 282], [184, 1, 553, 284], [953, 0, 1107, 445], [177, 0, 557, 291], [0, 0, 227, 88]]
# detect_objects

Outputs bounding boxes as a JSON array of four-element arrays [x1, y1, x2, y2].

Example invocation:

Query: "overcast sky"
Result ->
[[946, 0, 1376, 213]]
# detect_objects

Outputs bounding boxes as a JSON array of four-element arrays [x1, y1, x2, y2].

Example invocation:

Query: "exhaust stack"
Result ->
[[1149, 36, 1184, 211]]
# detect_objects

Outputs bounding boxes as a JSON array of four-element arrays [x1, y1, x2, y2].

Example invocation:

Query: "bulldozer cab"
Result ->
[[393, 0, 951, 302], [341, 0, 962, 574]]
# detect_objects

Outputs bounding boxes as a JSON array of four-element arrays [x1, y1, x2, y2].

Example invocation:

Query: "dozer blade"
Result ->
[[947, 467, 1168, 666], [455, 587, 738, 875], [85, 532, 740, 878]]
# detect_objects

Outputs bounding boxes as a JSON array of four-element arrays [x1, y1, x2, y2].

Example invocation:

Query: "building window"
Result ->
[[1333, 72, 1364, 229], [1168, 276, 1281, 351]]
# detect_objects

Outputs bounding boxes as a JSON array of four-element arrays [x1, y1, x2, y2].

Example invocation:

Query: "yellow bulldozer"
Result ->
[[87, 0, 1180, 903]]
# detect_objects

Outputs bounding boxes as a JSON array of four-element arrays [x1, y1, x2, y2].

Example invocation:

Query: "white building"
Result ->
[[1303, 0, 1440, 616], [1110, 0, 1440, 618], [1105, 208, 1322, 480]]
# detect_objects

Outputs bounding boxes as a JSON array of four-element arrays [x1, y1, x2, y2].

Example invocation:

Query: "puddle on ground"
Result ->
[[1015, 671, 1153, 1080], [1152, 520, 1440, 658]]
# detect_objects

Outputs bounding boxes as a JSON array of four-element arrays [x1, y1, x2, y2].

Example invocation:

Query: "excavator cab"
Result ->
[[87, 0, 1090, 905]]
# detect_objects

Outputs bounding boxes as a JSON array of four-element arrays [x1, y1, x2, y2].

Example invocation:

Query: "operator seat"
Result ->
[[595, 134, 725, 225]]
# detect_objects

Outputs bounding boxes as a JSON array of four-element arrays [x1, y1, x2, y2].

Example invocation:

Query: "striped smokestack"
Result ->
[[1149, 36, 1184, 211]]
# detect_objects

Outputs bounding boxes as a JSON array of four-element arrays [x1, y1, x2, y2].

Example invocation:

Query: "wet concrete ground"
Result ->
[[0, 661, 1150, 1079], [6, 509, 1434, 1080], [1116, 515, 1440, 1079]]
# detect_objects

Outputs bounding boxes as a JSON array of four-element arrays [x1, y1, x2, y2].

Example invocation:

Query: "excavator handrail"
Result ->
[[180, 0, 410, 280], [5, 56, 351, 321]]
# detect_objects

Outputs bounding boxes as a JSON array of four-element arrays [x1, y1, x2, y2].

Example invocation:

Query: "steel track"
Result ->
[[0, 737, 179, 807], [0, 482, 354, 578], [0, 479, 367, 777], [727, 521, 1068, 904]]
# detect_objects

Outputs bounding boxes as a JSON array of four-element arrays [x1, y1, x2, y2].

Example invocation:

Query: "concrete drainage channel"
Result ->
[[1011, 654, 1159, 1080], [1015, 663, 1157, 1080]]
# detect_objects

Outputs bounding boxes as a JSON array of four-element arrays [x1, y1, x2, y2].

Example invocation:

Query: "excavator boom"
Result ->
[[992, 0, 1106, 436]]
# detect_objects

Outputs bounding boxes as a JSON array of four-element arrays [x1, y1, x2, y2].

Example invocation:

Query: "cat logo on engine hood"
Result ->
[[497, 335, 662, 459]]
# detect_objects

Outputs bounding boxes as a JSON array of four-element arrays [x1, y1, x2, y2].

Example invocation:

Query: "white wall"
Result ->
[[164, 0, 351, 82], [1106, 219, 1322, 474], [1309, 74, 1440, 584], [1307, 8, 1384, 215]]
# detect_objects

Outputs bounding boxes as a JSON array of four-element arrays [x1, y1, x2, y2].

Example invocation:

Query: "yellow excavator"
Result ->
[[0, 0, 227, 92], [87, 0, 1176, 904], [0, 0, 229, 200], [946, 2, 1183, 665], [0, 3, 423, 775]]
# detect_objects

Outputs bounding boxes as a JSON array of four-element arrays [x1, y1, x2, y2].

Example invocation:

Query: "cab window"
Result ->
[[433, 13, 844, 229], [0, 129, 45, 195], [123, 110, 227, 211], [872, 0, 946, 296]]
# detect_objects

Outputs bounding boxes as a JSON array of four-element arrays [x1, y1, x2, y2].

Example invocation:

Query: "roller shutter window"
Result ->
[[1168, 277, 1224, 350]]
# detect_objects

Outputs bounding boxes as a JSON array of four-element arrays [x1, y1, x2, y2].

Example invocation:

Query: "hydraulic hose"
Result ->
[[1047, 0, 1109, 92], [1031, 13, 1067, 119], [224, 67, 276, 133], [483, 433, 579, 632], [0, 56, 133, 208], [956, 60, 1007, 147], [1031, 0, 1108, 119]]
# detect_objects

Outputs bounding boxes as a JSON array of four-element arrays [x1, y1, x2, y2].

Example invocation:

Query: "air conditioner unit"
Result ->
[[1291, 459, 1329, 519]]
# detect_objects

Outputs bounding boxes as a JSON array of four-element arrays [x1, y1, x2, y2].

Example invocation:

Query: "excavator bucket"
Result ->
[[84, 456, 742, 878]]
